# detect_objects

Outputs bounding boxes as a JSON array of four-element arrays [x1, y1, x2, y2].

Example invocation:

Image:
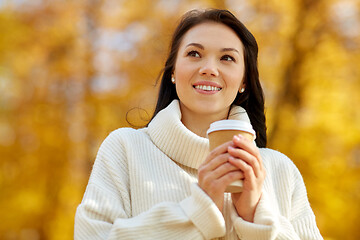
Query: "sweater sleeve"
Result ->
[[230, 151, 323, 240], [74, 131, 226, 240]]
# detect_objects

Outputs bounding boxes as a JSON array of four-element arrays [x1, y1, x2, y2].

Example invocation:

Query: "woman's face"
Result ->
[[173, 21, 245, 119]]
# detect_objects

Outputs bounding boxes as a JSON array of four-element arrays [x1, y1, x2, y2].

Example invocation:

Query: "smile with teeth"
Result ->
[[194, 85, 222, 91]]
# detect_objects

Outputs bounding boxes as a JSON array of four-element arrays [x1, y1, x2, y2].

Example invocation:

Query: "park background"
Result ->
[[0, 0, 359, 239]]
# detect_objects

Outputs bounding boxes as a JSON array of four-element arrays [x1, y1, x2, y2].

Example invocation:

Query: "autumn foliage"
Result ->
[[0, 0, 359, 239]]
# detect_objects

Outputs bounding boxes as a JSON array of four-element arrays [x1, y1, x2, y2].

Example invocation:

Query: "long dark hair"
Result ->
[[150, 9, 267, 147]]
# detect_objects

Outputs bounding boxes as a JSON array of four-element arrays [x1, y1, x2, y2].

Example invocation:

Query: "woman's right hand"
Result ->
[[198, 141, 244, 212]]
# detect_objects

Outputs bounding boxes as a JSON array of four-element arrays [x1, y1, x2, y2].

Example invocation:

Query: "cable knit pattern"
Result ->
[[75, 100, 323, 240]]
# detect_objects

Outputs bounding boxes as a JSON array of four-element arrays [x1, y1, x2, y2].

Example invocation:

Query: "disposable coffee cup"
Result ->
[[207, 120, 256, 193]]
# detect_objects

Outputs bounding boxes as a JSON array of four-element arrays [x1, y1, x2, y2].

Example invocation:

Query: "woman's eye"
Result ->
[[187, 50, 200, 58], [221, 55, 235, 62]]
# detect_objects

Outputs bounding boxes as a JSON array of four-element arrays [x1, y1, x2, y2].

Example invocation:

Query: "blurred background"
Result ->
[[0, 0, 359, 239]]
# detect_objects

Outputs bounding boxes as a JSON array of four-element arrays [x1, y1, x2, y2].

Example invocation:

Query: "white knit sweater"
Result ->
[[75, 100, 323, 240]]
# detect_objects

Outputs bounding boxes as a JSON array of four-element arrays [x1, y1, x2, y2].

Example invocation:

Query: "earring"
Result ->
[[171, 77, 175, 84], [240, 87, 245, 93]]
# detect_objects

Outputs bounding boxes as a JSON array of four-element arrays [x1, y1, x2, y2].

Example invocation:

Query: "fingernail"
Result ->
[[237, 134, 244, 139], [234, 135, 240, 141]]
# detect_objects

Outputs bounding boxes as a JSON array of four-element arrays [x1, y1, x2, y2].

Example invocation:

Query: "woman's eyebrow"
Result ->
[[221, 48, 240, 54], [185, 43, 204, 49], [185, 43, 240, 54]]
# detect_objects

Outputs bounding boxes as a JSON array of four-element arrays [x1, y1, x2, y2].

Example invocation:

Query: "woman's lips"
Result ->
[[194, 85, 221, 91], [193, 81, 222, 94]]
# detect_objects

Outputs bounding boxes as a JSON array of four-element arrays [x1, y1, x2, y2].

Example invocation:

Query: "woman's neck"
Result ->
[[180, 103, 229, 138]]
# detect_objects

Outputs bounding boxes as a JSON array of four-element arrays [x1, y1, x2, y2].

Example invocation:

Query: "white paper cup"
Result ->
[[207, 120, 255, 193]]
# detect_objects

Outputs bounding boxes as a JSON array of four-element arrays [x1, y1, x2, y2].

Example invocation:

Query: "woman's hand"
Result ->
[[198, 142, 244, 212], [227, 134, 266, 222]]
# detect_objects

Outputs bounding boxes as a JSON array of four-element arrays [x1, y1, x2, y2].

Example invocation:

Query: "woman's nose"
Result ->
[[199, 58, 219, 77]]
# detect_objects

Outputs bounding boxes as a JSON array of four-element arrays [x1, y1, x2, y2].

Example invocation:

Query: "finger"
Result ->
[[202, 153, 229, 172], [199, 153, 230, 181], [217, 170, 244, 189], [209, 162, 244, 181], [203, 140, 234, 165], [228, 156, 256, 183], [232, 135, 263, 170], [203, 169, 244, 197], [227, 146, 261, 178]]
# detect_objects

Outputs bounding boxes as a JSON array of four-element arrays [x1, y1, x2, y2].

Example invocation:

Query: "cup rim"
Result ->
[[206, 120, 256, 138]]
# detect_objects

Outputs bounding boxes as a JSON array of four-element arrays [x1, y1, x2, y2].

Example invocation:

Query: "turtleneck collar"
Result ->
[[146, 100, 251, 169]]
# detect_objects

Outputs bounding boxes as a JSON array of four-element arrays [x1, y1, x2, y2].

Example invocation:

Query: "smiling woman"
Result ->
[[74, 9, 323, 240]]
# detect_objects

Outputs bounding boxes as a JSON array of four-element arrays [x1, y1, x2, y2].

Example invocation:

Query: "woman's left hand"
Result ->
[[227, 134, 266, 222]]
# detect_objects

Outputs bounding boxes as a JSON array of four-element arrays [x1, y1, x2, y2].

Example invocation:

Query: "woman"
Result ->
[[75, 9, 323, 239]]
